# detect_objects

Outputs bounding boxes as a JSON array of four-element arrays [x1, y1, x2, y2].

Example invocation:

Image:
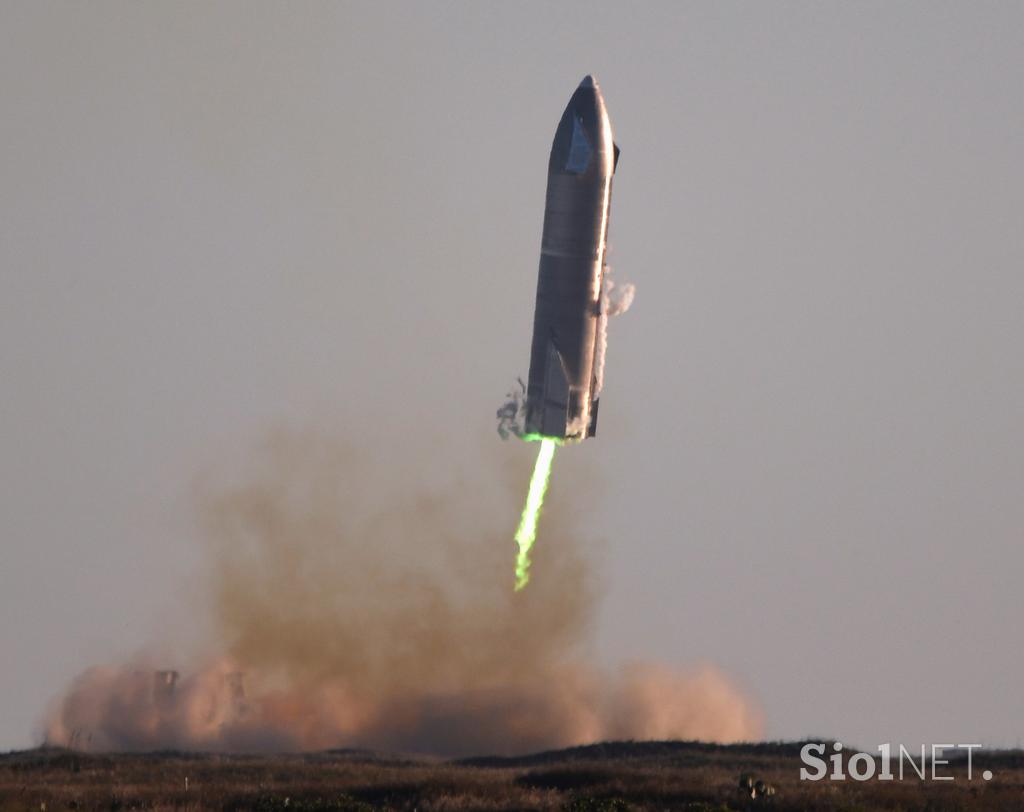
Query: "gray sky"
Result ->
[[2, 1, 1022, 751]]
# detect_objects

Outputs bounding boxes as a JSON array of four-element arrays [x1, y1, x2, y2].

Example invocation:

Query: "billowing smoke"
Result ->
[[594, 271, 635, 396], [45, 429, 761, 756], [603, 275, 636, 318]]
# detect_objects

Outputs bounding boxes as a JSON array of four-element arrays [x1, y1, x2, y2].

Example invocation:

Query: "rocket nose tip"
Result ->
[[579, 74, 597, 89]]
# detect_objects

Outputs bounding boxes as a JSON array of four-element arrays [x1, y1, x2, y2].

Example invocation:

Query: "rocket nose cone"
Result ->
[[579, 74, 597, 89]]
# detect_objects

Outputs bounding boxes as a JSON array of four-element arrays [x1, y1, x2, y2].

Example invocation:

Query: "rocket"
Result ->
[[524, 75, 619, 441]]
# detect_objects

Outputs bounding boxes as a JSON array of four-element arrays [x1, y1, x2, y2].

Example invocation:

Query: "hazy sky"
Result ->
[[2, 2, 1022, 752]]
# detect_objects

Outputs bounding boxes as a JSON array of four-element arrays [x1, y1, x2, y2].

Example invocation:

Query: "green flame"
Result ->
[[514, 437, 558, 591]]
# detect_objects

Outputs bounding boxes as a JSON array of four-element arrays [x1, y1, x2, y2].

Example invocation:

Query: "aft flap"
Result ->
[[586, 397, 600, 437]]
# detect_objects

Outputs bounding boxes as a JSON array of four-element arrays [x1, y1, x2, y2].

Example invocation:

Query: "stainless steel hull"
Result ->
[[525, 75, 618, 441]]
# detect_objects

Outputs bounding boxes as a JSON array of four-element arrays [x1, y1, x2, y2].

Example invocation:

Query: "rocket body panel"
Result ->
[[525, 75, 617, 441]]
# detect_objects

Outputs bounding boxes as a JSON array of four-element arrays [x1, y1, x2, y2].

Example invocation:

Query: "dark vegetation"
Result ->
[[1, 741, 1021, 811]]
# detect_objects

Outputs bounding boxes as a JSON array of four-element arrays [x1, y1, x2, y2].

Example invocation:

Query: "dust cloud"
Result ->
[[45, 429, 762, 756]]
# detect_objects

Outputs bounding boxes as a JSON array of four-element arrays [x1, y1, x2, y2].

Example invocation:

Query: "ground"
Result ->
[[2, 741, 1021, 811]]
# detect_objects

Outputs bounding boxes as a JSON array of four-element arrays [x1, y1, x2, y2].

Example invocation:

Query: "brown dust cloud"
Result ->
[[45, 429, 763, 756]]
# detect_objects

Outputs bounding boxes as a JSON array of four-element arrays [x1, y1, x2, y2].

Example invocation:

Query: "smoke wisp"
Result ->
[[594, 271, 635, 397], [496, 378, 527, 440], [45, 429, 761, 756]]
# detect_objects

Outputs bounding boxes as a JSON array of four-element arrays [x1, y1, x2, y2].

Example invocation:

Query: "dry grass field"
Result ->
[[2, 741, 1021, 811]]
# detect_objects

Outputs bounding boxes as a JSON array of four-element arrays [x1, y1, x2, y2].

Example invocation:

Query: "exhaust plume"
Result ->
[[45, 429, 761, 756], [513, 437, 558, 591]]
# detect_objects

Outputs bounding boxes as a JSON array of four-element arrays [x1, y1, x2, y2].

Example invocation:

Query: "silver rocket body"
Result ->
[[525, 75, 619, 441]]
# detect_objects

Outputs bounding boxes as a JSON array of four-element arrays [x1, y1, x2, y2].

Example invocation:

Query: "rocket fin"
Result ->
[[612, 142, 620, 172]]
